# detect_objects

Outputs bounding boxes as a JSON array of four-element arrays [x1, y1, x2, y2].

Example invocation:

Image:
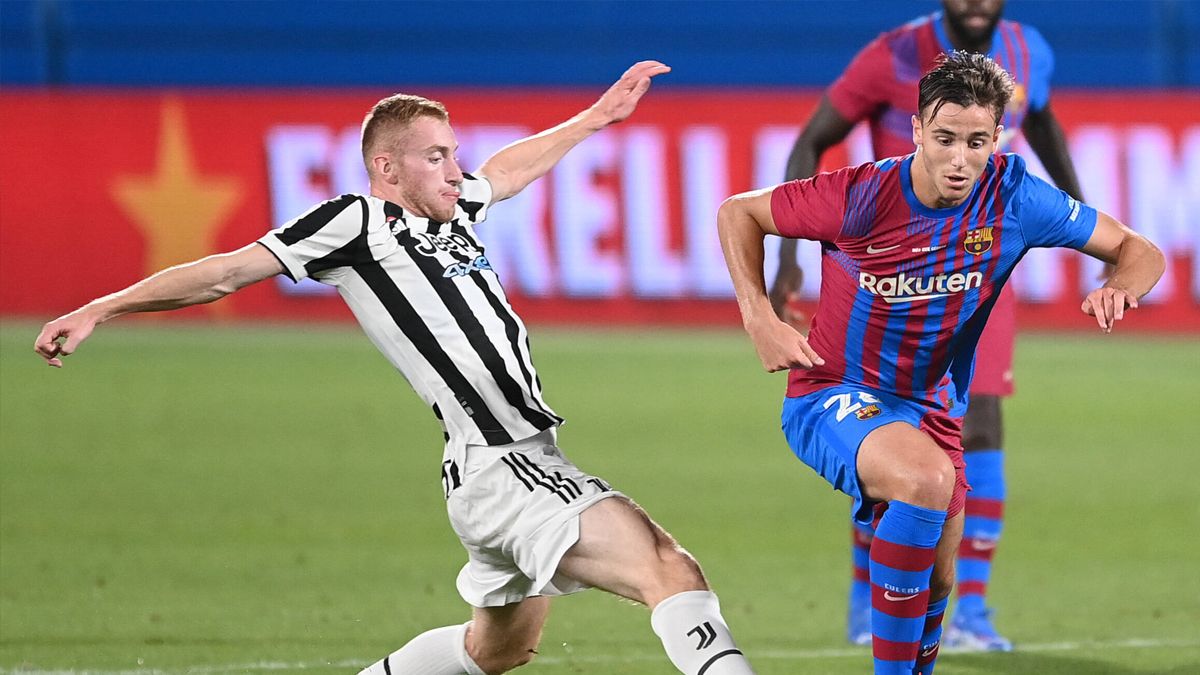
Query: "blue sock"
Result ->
[[957, 449, 1005, 614], [869, 501, 946, 675], [913, 596, 948, 674]]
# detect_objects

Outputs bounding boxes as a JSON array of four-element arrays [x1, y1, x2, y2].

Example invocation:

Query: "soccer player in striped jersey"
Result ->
[[771, 0, 1085, 650], [719, 52, 1163, 675], [35, 62, 756, 675]]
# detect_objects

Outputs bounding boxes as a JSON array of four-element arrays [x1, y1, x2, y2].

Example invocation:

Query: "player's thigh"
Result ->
[[467, 596, 551, 670], [782, 386, 923, 524], [448, 430, 619, 608], [556, 495, 705, 607], [857, 421, 956, 510]]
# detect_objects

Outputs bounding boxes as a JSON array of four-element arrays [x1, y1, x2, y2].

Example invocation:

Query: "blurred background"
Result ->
[[2, 0, 1198, 330]]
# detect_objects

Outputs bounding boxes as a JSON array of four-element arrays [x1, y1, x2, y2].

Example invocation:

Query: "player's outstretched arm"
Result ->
[[1077, 211, 1165, 333], [34, 243, 284, 368], [772, 96, 857, 326], [477, 60, 670, 202], [718, 188, 825, 372]]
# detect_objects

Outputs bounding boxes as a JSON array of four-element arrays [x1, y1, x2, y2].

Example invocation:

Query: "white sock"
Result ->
[[650, 590, 755, 674], [358, 622, 486, 675]]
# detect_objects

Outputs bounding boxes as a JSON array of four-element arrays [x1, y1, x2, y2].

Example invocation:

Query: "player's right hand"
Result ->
[[591, 60, 671, 126], [1080, 286, 1137, 333], [748, 316, 824, 372], [34, 310, 97, 368]]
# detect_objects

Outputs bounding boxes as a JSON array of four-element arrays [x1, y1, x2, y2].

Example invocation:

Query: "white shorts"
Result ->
[[444, 429, 622, 608]]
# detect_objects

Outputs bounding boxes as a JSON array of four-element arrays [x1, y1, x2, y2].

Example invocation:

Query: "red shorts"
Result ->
[[971, 283, 1016, 397], [920, 409, 969, 519]]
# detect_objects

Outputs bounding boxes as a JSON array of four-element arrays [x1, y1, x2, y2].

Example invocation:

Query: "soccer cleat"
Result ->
[[846, 602, 873, 646], [943, 606, 1013, 652]]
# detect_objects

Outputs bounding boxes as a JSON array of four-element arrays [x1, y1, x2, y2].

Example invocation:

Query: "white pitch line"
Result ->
[[3, 637, 1197, 674]]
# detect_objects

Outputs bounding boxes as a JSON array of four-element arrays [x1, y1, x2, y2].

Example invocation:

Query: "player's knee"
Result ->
[[645, 540, 708, 606], [901, 457, 956, 510]]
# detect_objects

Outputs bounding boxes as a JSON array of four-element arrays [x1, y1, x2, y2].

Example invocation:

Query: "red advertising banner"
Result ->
[[1, 89, 1197, 330]]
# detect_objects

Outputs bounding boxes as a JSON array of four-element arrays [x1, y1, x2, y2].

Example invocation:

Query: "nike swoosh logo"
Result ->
[[883, 591, 919, 602], [921, 643, 940, 657], [866, 244, 901, 254]]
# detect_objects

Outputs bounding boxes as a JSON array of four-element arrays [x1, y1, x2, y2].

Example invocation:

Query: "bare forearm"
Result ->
[[36, 244, 280, 367], [718, 198, 774, 328], [719, 192, 825, 371], [82, 249, 268, 322], [480, 61, 668, 202], [785, 135, 823, 183], [1104, 235, 1165, 300], [480, 109, 606, 200]]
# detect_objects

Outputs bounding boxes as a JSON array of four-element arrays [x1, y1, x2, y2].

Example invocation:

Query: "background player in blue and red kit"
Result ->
[[769, 0, 1086, 650], [719, 52, 1163, 675]]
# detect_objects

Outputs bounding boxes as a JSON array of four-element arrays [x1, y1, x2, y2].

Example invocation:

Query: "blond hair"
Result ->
[[360, 94, 449, 174]]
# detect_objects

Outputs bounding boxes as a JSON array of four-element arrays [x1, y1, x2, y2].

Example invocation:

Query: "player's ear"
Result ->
[[911, 114, 923, 147], [992, 124, 1004, 146], [372, 154, 398, 184]]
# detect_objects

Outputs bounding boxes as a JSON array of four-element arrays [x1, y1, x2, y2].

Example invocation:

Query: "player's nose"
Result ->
[[951, 145, 967, 167], [446, 157, 464, 185]]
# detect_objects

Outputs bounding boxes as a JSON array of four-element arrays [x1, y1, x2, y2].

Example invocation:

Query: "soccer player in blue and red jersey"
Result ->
[[719, 52, 1163, 675], [769, 0, 1085, 650]]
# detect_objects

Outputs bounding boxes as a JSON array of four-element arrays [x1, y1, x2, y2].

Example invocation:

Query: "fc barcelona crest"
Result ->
[[964, 227, 994, 255], [855, 404, 882, 421]]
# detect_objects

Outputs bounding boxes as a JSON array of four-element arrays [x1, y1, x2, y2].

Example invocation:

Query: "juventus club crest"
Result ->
[[964, 227, 994, 255]]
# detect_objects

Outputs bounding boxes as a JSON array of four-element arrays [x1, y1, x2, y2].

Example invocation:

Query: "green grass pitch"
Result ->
[[2, 320, 1197, 674]]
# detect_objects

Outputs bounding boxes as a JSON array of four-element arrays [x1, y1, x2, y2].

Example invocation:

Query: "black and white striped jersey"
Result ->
[[257, 174, 562, 446]]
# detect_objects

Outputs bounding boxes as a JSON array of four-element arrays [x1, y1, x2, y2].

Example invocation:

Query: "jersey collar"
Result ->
[[380, 197, 451, 231]]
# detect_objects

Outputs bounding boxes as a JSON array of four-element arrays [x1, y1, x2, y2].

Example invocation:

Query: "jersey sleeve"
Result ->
[[458, 173, 494, 225], [827, 35, 892, 123], [769, 167, 851, 242], [257, 194, 368, 282], [1021, 24, 1054, 113], [1012, 156, 1097, 249]]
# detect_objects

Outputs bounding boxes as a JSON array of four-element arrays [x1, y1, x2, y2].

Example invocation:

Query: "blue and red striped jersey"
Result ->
[[770, 153, 1096, 414], [828, 12, 1054, 157]]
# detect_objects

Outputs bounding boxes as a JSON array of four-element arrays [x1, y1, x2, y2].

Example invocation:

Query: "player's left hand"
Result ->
[[590, 61, 671, 125], [1081, 286, 1138, 333]]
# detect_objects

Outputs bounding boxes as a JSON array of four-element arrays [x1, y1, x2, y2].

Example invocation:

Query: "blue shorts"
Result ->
[[781, 384, 956, 526]]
